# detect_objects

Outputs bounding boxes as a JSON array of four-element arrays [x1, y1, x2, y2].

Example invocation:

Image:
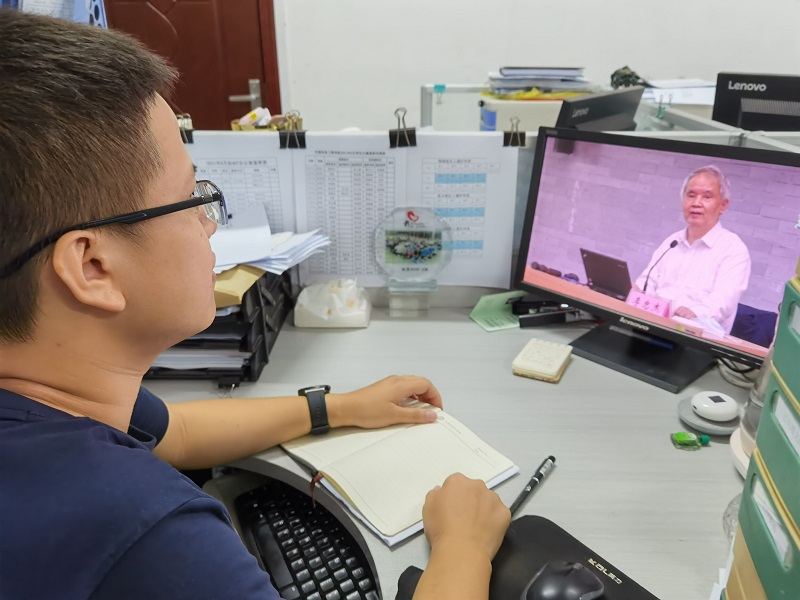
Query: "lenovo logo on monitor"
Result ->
[[713, 72, 800, 130], [571, 107, 589, 118], [728, 81, 767, 92], [619, 316, 649, 332]]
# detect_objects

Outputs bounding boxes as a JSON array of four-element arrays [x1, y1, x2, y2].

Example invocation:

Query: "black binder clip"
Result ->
[[177, 113, 194, 144], [389, 107, 416, 148], [503, 117, 525, 147], [279, 110, 306, 149]]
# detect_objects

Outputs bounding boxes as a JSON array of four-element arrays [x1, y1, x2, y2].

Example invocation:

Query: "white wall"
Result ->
[[273, 0, 800, 131]]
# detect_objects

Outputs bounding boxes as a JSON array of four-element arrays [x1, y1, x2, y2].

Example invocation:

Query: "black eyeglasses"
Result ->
[[0, 180, 228, 278]]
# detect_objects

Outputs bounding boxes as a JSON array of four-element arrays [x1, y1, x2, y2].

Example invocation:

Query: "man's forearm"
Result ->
[[154, 395, 316, 469]]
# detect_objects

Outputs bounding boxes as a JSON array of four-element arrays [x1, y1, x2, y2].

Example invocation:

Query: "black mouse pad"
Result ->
[[396, 515, 660, 600]]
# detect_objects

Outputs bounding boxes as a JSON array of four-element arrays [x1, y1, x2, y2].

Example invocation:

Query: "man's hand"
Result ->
[[674, 306, 697, 319], [326, 375, 443, 430], [422, 473, 511, 564]]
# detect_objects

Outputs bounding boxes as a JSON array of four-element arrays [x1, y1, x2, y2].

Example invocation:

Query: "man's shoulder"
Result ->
[[717, 225, 751, 255], [0, 417, 224, 598]]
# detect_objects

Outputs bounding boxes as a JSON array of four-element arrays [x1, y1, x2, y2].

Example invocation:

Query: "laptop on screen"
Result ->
[[580, 248, 632, 301]]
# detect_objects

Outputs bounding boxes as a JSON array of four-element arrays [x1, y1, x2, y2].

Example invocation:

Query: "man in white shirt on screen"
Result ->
[[635, 165, 751, 335]]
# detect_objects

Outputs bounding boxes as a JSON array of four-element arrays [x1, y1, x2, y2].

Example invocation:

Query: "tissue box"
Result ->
[[294, 279, 371, 328]]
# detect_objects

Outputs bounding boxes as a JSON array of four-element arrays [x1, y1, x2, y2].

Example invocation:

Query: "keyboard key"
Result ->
[[345, 557, 359, 569], [307, 594, 322, 600], [333, 568, 347, 582], [309, 557, 323, 569], [279, 584, 300, 600], [276, 528, 290, 540], [304, 546, 319, 558], [340, 579, 355, 593], [301, 580, 317, 594], [358, 578, 374, 591], [313, 567, 329, 580], [327, 557, 342, 571], [297, 569, 311, 583], [322, 547, 336, 559], [298, 535, 312, 547], [280, 538, 295, 550], [365, 592, 379, 600], [286, 548, 300, 560], [351, 567, 365, 580], [325, 591, 341, 600], [320, 578, 335, 592], [345, 592, 360, 600], [290, 558, 305, 572]]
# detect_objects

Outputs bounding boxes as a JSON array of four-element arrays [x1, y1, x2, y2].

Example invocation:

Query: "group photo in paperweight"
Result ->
[[383, 230, 444, 265]]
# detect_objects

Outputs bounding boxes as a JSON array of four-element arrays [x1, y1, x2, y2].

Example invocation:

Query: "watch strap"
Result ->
[[299, 385, 330, 435]]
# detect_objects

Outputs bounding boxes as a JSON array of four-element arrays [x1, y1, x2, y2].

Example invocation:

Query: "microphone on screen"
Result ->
[[643, 240, 678, 293]]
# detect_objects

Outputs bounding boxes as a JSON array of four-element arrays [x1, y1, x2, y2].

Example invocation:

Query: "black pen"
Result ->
[[509, 455, 556, 517]]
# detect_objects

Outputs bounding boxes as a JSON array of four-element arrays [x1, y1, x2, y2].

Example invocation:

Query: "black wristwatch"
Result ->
[[298, 385, 331, 435]]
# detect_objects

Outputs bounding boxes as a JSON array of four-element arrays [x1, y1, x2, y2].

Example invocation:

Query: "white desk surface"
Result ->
[[145, 306, 747, 600]]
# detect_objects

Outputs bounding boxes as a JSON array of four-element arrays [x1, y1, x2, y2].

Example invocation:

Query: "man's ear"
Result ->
[[720, 198, 730, 215], [50, 230, 126, 313]]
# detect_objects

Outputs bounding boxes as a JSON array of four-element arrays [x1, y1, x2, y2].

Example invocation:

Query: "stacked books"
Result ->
[[488, 66, 593, 94]]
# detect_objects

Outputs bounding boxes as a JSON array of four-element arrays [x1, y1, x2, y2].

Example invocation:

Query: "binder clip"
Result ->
[[279, 110, 306, 149], [177, 113, 194, 144], [503, 117, 526, 147], [390, 107, 416, 148]]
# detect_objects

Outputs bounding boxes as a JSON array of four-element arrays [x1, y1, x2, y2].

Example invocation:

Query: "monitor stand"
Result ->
[[569, 323, 716, 393]]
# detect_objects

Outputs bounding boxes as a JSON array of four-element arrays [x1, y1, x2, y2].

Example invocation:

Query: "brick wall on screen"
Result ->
[[526, 138, 800, 312]]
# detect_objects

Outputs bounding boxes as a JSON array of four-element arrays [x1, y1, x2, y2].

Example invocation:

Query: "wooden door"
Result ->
[[105, 0, 281, 130]]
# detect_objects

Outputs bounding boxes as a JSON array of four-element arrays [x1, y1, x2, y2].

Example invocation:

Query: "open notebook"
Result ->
[[280, 402, 519, 546]]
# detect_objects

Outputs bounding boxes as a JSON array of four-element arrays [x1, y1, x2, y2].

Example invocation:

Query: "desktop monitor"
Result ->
[[555, 86, 644, 132], [515, 127, 800, 392], [712, 72, 800, 131]]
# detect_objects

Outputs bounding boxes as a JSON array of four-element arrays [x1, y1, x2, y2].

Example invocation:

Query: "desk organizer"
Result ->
[[725, 527, 767, 600], [756, 367, 800, 528], [145, 271, 294, 387], [772, 277, 800, 393], [725, 265, 800, 600], [737, 449, 800, 599]]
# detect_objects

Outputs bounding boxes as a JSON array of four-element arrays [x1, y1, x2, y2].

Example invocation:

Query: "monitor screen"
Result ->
[[713, 72, 800, 131], [555, 86, 644, 132], [515, 128, 800, 389]]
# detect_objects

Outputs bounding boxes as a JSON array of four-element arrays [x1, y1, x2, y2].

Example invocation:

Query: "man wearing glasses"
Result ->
[[0, 10, 509, 600]]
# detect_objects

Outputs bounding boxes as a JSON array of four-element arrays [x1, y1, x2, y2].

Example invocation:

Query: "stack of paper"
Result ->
[[488, 66, 593, 94], [247, 230, 330, 275], [151, 347, 252, 369], [641, 78, 716, 106], [211, 206, 329, 276]]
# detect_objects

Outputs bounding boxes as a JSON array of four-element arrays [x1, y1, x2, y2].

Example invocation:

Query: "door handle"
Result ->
[[229, 79, 262, 110]]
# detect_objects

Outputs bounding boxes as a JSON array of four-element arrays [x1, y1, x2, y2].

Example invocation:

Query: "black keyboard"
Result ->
[[235, 478, 380, 600]]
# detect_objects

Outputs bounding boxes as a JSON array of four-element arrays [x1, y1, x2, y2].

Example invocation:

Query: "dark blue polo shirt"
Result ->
[[0, 387, 280, 600]]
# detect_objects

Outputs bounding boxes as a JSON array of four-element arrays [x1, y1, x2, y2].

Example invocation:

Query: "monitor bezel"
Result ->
[[514, 126, 800, 367], [555, 86, 644, 132]]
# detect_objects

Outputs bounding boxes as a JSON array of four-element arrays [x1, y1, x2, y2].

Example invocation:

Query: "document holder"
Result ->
[[395, 516, 658, 600], [144, 271, 294, 387]]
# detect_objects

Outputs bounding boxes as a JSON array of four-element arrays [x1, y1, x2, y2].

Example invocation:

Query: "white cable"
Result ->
[[716, 359, 757, 389]]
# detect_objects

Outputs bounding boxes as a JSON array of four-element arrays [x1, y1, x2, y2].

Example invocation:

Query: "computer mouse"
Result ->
[[520, 560, 605, 600]]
